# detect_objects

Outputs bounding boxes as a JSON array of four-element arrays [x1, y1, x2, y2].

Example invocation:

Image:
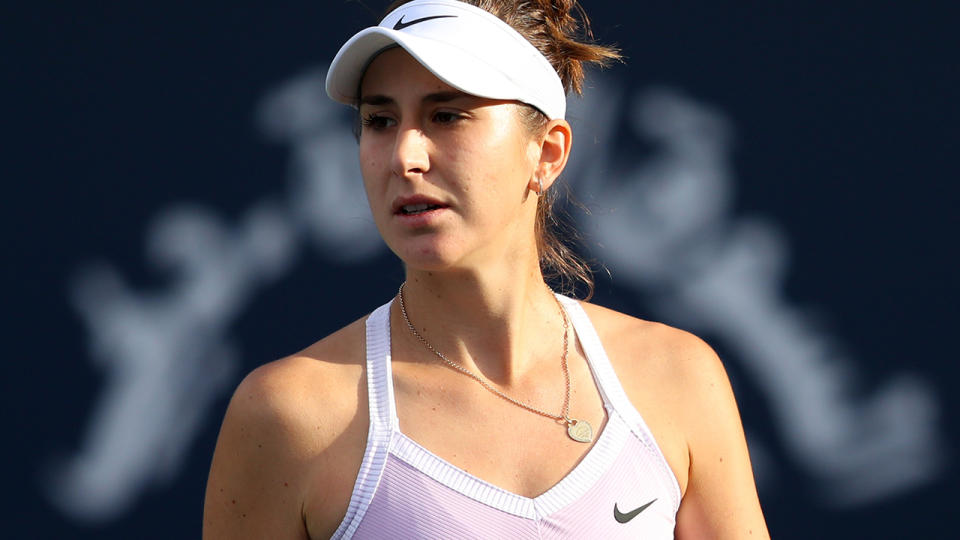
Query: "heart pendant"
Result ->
[[567, 418, 593, 443]]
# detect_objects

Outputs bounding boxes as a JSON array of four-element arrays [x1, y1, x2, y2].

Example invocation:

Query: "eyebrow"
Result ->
[[358, 91, 470, 107]]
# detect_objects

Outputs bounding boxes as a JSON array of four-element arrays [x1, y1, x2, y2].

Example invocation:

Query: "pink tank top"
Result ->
[[331, 295, 681, 539]]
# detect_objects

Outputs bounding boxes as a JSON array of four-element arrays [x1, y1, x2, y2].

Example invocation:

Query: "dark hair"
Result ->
[[382, 0, 621, 299]]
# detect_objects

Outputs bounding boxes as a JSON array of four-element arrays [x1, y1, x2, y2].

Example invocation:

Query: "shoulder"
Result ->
[[579, 299, 732, 429], [203, 316, 369, 539], [578, 300, 724, 388], [234, 316, 367, 438]]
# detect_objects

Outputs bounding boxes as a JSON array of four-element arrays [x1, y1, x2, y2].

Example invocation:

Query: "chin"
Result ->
[[389, 239, 465, 273]]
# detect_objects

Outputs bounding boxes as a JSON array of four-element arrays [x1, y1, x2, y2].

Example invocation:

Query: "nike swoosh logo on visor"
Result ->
[[613, 499, 657, 524], [393, 14, 457, 30]]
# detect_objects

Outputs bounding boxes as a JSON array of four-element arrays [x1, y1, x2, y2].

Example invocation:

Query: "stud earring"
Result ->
[[536, 176, 544, 195]]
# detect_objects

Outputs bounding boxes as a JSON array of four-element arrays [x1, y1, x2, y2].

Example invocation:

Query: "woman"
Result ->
[[204, 1, 770, 538]]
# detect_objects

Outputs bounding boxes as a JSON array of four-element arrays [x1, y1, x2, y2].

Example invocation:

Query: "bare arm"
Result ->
[[674, 338, 770, 539], [203, 363, 315, 539]]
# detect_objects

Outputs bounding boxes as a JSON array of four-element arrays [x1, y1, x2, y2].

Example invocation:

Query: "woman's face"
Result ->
[[358, 47, 542, 273]]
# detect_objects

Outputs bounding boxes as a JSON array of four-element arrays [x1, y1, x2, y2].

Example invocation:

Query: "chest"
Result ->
[[391, 359, 608, 498]]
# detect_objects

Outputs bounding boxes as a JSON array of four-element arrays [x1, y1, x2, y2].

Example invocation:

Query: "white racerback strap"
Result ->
[[555, 295, 650, 433], [557, 295, 681, 504], [331, 301, 396, 539]]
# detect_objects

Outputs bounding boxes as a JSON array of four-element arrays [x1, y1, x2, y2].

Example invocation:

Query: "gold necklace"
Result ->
[[397, 282, 593, 443]]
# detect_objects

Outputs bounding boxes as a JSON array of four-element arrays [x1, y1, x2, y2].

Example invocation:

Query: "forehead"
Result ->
[[359, 47, 458, 99]]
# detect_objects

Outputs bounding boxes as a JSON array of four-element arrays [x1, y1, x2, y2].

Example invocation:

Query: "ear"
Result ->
[[534, 119, 573, 191]]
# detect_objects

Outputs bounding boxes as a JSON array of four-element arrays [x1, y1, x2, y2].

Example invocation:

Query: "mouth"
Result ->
[[398, 203, 445, 215], [392, 196, 449, 216]]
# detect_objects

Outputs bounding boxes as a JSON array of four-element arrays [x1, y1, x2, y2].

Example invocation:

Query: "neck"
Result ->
[[396, 262, 565, 384]]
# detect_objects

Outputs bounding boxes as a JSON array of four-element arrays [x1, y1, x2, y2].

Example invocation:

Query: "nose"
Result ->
[[391, 125, 429, 178]]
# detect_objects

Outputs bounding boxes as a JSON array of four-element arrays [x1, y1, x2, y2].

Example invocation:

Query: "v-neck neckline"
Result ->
[[388, 408, 628, 519], [383, 294, 627, 518]]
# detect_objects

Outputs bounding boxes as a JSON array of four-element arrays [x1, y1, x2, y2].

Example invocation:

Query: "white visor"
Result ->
[[325, 0, 566, 120]]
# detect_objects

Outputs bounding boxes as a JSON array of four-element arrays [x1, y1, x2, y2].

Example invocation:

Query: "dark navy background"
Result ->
[[6, 2, 956, 538]]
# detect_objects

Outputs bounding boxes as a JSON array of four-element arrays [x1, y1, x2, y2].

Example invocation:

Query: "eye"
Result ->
[[433, 110, 463, 125], [360, 113, 395, 131]]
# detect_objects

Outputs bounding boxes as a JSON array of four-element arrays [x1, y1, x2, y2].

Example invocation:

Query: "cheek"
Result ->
[[358, 166, 387, 219], [358, 144, 386, 187], [359, 155, 380, 178]]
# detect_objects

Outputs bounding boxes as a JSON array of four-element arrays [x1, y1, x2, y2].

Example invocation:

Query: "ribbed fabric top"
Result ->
[[331, 295, 681, 539]]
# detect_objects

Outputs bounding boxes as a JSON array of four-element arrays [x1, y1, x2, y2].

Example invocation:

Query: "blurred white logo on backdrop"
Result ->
[[48, 67, 943, 522]]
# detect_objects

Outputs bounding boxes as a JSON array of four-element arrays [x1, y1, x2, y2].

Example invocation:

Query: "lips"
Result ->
[[399, 202, 442, 215], [392, 195, 449, 216]]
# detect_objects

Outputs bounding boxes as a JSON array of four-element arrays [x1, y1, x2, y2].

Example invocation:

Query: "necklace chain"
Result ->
[[397, 282, 573, 425]]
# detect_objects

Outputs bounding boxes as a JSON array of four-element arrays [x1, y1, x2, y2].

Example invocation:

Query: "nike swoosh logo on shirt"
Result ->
[[614, 499, 657, 523], [393, 14, 457, 30]]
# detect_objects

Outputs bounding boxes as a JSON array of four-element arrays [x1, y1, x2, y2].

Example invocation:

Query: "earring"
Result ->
[[536, 176, 544, 195]]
